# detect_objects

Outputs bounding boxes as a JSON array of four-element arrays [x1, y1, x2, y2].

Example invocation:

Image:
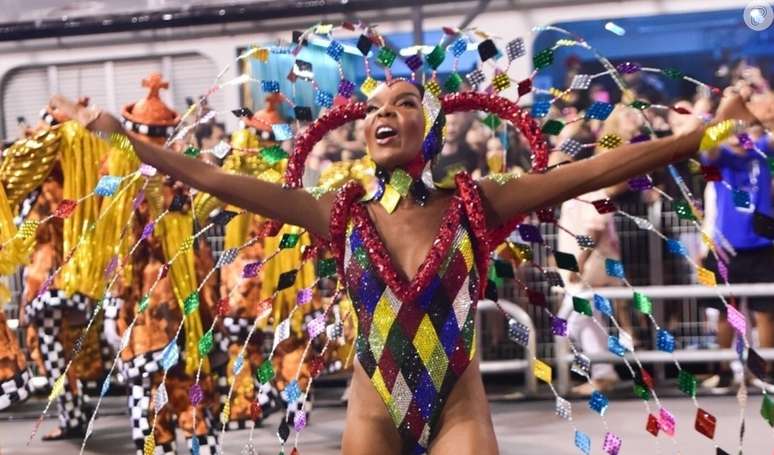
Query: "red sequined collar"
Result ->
[[350, 196, 463, 303]]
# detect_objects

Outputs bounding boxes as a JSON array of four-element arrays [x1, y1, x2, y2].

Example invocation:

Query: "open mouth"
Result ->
[[375, 125, 398, 145]]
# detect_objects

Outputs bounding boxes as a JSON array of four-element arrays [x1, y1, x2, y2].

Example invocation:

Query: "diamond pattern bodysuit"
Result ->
[[330, 173, 503, 454]]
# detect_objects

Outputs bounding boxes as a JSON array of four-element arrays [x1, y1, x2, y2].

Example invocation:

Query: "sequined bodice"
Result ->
[[331, 178, 490, 454]]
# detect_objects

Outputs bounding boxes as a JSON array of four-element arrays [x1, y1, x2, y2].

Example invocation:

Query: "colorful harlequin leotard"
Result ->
[[330, 173, 517, 454]]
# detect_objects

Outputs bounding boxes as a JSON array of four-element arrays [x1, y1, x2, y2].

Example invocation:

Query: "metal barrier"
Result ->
[[554, 283, 774, 394]]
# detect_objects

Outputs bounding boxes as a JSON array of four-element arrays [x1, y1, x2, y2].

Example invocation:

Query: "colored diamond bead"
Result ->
[[589, 390, 609, 415]]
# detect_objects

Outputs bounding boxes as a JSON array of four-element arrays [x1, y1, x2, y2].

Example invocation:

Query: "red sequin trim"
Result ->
[[349, 197, 463, 303], [455, 173, 495, 299], [329, 181, 366, 277], [285, 102, 368, 188], [441, 92, 549, 172]]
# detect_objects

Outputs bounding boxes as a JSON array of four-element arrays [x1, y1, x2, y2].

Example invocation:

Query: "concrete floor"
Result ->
[[1, 393, 773, 454]]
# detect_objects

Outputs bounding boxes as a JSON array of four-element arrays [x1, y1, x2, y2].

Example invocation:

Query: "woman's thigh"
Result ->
[[429, 360, 498, 455], [341, 362, 403, 455]]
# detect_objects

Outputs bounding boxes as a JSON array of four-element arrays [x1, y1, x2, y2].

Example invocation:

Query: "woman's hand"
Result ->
[[48, 94, 123, 135]]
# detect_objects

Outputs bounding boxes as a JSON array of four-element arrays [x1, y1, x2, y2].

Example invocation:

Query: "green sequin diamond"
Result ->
[[674, 200, 696, 221], [533, 48, 554, 70], [376, 47, 397, 68], [633, 292, 652, 315], [678, 370, 697, 397], [631, 99, 651, 111], [183, 292, 200, 315], [354, 247, 369, 269], [279, 233, 300, 249], [768, 157, 774, 173], [483, 114, 501, 131], [573, 296, 593, 316], [426, 45, 446, 70], [317, 258, 336, 278], [633, 384, 651, 401], [542, 119, 565, 136], [183, 146, 201, 158], [256, 359, 275, 384], [762, 394, 774, 426], [198, 329, 214, 356], [137, 295, 149, 313], [444, 72, 463, 93], [390, 169, 412, 197], [662, 67, 684, 80], [260, 145, 288, 165]]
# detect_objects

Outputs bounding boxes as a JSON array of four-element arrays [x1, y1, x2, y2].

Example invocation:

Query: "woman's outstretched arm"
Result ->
[[480, 92, 758, 225], [49, 95, 333, 239]]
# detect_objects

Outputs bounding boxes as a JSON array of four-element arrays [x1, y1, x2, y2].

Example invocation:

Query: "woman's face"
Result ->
[[364, 81, 425, 169]]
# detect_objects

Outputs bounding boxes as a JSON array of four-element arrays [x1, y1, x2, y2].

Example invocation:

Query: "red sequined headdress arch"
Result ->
[[283, 91, 550, 189]]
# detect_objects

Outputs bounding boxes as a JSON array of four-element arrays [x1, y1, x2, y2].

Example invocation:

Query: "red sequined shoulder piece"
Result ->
[[455, 172, 494, 299], [329, 181, 365, 275], [455, 172, 526, 247]]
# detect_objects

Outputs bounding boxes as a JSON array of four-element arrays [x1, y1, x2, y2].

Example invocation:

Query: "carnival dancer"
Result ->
[[53, 69, 762, 454]]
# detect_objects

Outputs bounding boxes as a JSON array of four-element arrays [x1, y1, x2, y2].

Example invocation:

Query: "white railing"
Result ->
[[554, 283, 774, 394]]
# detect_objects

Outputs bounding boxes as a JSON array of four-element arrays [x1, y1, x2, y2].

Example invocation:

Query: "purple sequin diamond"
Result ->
[[338, 79, 356, 98], [551, 316, 568, 336], [405, 54, 423, 71], [517, 224, 543, 243], [602, 432, 622, 455], [628, 176, 653, 191], [616, 61, 641, 74]]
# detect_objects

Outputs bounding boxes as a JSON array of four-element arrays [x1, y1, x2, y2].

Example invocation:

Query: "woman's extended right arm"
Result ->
[[50, 95, 333, 239]]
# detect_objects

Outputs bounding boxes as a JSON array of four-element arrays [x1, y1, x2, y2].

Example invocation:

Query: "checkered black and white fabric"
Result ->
[[205, 222, 226, 259], [26, 289, 92, 323], [0, 369, 32, 410], [129, 374, 153, 451], [33, 297, 87, 430], [121, 349, 165, 381], [221, 317, 253, 344]]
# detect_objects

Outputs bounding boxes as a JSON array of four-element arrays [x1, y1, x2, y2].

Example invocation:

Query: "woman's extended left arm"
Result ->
[[480, 93, 758, 225]]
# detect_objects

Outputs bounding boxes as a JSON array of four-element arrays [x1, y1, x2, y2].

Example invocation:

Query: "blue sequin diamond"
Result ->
[[586, 101, 614, 120], [282, 379, 302, 403], [608, 336, 626, 357], [532, 100, 551, 118], [315, 90, 334, 108], [605, 258, 625, 279], [261, 80, 280, 93], [667, 239, 687, 256], [657, 329, 675, 353], [594, 294, 613, 317], [589, 390, 609, 415], [733, 190, 751, 208], [451, 38, 468, 57], [271, 123, 293, 141], [575, 430, 591, 455], [95, 175, 121, 197], [326, 40, 345, 61]]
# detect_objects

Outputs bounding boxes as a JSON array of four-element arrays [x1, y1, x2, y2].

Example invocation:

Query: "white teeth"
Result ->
[[377, 126, 395, 135]]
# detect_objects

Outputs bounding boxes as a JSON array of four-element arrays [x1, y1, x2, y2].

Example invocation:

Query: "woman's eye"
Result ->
[[400, 101, 417, 108], [366, 105, 379, 113]]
